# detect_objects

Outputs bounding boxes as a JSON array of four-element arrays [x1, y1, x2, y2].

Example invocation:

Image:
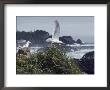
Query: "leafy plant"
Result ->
[[16, 45, 84, 74]]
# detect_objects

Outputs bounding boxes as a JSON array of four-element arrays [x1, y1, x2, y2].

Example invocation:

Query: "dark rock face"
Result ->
[[79, 51, 94, 74], [59, 36, 75, 44], [16, 30, 49, 46], [17, 30, 83, 46], [76, 39, 82, 44]]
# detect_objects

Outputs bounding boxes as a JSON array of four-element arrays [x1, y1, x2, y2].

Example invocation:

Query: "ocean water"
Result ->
[[66, 44, 94, 59], [66, 48, 94, 59], [17, 44, 94, 59]]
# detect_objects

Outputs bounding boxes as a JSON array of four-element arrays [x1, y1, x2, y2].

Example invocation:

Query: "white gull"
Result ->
[[46, 20, 63, 44]]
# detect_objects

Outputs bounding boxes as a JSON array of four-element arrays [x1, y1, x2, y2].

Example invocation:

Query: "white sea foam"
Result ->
[[17, 44, 94, 59], [66, 43, 94, 47], [66, 48, 94, 59]]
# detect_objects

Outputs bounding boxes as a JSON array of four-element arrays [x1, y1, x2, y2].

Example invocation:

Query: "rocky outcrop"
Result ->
[[59, 36, 75, 44], [17, 30, 83, 45], [76, 39, 82, 44], [79, 51, 94, 74], [17, 30, 49, 45]]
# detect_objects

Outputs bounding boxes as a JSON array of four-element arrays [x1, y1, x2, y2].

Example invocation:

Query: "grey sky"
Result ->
[[16, 16, 94, 43]]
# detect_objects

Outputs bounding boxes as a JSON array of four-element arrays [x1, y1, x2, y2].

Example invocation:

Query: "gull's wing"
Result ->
[[52, 20, 60, 40]]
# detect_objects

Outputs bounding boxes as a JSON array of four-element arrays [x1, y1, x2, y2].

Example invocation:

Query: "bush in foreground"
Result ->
[[16, 45, 84, 74]]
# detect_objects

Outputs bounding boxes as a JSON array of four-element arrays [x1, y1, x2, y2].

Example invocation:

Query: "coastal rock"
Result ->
[[17, 30, 83, 46], [17, 30, 49, 45], [59, 36, 75, 44], [76, 39, 82, 44], [77, 51, 94, 74]]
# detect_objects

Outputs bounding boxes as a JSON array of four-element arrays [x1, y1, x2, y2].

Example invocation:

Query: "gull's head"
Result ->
[[27, 41, 31, 44]]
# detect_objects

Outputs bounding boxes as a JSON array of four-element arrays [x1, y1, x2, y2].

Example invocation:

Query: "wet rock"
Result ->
[[76, 39, 82, 44], [79, 51, 94, 74], [59, 36, 75, 44]]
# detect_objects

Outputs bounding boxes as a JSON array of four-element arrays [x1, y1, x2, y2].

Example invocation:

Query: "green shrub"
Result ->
[[16, 45, 84, 74]]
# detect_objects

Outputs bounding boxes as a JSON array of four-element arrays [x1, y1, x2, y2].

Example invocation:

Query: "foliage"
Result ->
[[16, 45, 84, 74]]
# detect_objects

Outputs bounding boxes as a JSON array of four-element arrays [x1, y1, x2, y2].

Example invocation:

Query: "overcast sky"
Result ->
[[16, 16, 94, 43]]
